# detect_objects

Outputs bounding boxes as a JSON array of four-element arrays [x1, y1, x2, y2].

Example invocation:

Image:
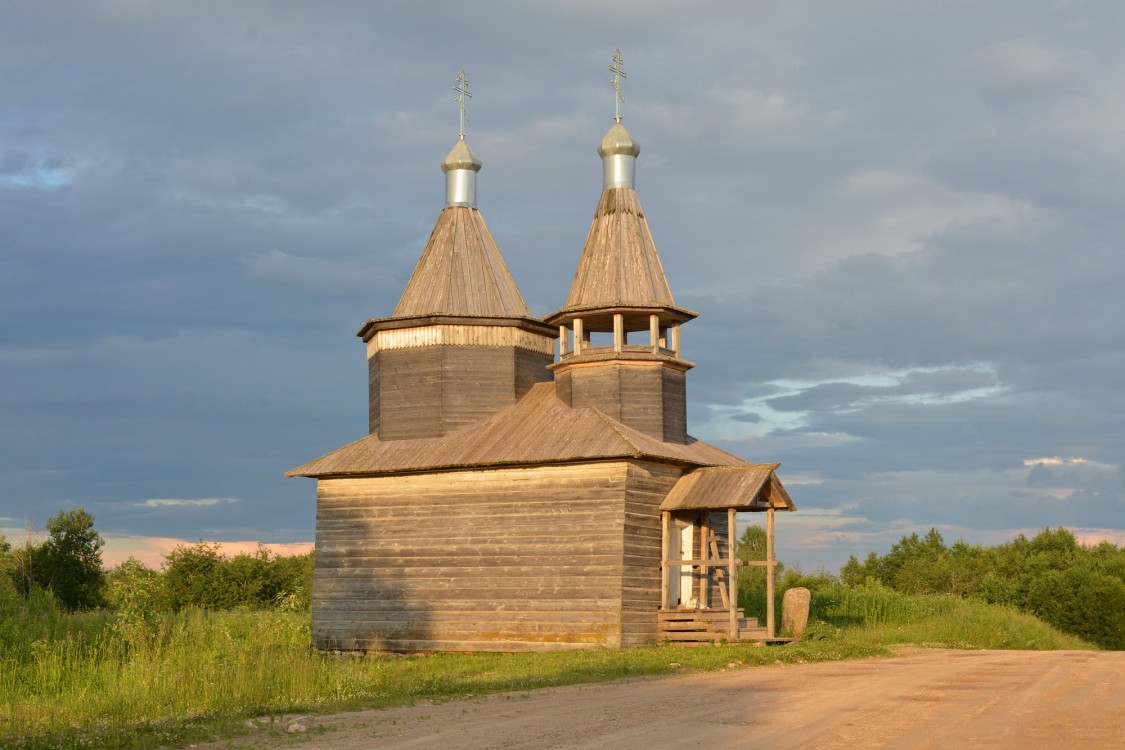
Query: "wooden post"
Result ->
[[766, 507, 776, 638], [660, 511, 669, 610], [649, 314, 659, 354], [671, 325, 680, 357], [574, 317, 584, 356], [699, 513, 710, 608], [728, 507, 738, 642], [613, 313, 623, 352], [558, 325, 568, 356]]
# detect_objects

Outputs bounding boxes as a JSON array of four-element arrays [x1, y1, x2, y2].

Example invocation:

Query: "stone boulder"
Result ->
[[781, 587, 811, 637]]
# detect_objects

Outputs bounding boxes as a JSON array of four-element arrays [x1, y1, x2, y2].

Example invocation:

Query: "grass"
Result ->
[[0, 584, 1094, 750], [807, 581, 1095, 650]]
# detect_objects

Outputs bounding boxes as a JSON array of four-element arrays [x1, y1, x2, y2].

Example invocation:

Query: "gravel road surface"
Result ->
[[215, 649, 1124, 749]]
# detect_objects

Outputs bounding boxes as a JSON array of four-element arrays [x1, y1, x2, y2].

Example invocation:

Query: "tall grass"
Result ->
[[1, 582, 1094, 749], [2, 600, 329, 746], [0, 596, 882, 749]]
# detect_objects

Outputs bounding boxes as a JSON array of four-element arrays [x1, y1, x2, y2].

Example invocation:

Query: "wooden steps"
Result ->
[[658, 608, 771, 644]]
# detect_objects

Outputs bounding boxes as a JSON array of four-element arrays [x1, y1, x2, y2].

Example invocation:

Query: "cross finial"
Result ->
[[609, 49, 627, 123], [453, 70, 472, 140]]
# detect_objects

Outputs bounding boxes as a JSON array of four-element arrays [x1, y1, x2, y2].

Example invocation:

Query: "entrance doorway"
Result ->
[[668, 519, 694, 607]]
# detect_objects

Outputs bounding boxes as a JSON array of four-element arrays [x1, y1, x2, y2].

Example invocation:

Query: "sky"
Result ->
[[2, 0, 1122, 571]]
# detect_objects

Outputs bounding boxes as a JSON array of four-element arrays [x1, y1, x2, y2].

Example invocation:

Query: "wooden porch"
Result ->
[[658, 465, 796, 645]]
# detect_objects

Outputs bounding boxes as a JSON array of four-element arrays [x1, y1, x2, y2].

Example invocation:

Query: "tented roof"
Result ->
[[549, 188, 694, 321], [393, 205, 531, 318]]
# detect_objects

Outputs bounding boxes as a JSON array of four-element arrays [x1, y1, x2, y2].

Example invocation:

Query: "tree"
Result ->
[[161, 542, 315, 611], [106, 557, 162, 613], [162, 541, 230, 610], [844, 527, 1125, 648], [0, 535, 18, 604], [877, 529, 953, 594], [36, 508, 106, 610]]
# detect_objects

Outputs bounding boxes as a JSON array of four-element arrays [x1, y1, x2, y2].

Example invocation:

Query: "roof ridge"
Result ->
[[696, 461, 780, 471], [586, 405, 644, 455]]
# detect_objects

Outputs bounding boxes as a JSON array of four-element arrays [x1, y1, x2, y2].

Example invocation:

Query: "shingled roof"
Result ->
[[287, 382, 746, 477], [660, 465, 796, 512], [392, 205, 531, 318], [554, 188, 685, 316]]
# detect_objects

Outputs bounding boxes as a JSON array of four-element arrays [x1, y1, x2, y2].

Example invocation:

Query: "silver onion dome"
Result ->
[[598, 122, 639, 190], [441, 138, 481, 207]]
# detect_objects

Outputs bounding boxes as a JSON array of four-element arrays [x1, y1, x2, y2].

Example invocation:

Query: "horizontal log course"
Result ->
[[314, 637, 609, 653], [314, 613, 620, 629], [315, 553, 625, 567], [312, 568, 628, 583], [317, 507, 623, 523], [313, 598, 622, 613], [310, 459, 681, 651], [315, 563, 654, 580]]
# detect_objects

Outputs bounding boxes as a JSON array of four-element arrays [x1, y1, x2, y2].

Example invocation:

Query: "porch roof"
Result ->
[[659, 465, 796, 512]]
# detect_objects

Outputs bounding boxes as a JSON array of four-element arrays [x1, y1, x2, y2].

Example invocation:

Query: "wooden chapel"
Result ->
[[288, 64, 796, 652]]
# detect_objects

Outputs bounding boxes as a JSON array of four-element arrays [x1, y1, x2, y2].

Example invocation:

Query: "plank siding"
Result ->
[[515, 348, 554, 400], [661, 367, 687, 444], [618, 365, 664, 440], [620, 461, 682, 647], [314, 463, 635, 652], [560, 362, 687, 443], [374, 348, 443, 439], [312, 459, 684, 651], [371, 344, 551, 441]]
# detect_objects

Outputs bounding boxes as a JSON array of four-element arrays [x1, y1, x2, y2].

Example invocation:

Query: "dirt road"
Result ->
[[230, 649, 1125, 748]]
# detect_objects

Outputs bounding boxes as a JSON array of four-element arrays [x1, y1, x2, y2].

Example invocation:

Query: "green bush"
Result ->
[[838, 527, 1125, 649], [160, 542, 313, 612]]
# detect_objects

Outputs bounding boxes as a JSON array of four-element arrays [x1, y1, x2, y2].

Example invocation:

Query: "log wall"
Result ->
[[312, 460, 680, 652], [621, 462, 683, 646], [370, 345, 552, 439], [556, 361, 688, 444]]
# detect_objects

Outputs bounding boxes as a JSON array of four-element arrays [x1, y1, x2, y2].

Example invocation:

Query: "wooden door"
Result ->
[[667, 519, 694, 607]]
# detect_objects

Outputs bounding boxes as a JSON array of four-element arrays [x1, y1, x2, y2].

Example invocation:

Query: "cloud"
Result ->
[[137, 497, 240, 508], [243, 249, 402, 295], [0, 150, 74, 190], [1, 1, 1122, 575], [966, 38, 1085, 96], [763, 365, 1003, 415]]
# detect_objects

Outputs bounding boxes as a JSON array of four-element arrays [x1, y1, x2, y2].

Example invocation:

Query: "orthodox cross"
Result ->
[[608, 49, 627, 123], [453, 70, 472, 139]]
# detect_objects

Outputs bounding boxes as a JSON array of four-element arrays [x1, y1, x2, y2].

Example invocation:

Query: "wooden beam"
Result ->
[[573, 317, 584, 355], [660, 511, 669, 610], [766, 506, 776, 639], [710, 537, 730, 609], [613, 313, 623, 353], [699, 512, 710, 608], [649, 314, 659, 354], [671, 325, 680, 357], [558, 325, 568, 356], [663, 558, 732, 568], [727, 508, 737, 642]]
